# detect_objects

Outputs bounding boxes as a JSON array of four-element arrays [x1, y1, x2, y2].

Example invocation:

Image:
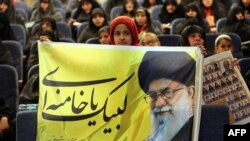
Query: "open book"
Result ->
[[203, 51, 250, 124]]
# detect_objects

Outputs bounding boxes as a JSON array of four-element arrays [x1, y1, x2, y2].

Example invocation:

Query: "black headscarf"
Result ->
[[178, 25, 206, 46], [0, 12, 17, 40]]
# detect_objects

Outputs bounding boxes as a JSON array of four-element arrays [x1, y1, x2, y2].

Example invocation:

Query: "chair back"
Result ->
[[77, 21, 89, 39], [55, 8, 66, 21], [16, 111, 37, 141], [16, 8, 28, 22], [59, 37, 75, 43], [150, 5, 162, 21], [85, 37, 100, 44], [56, 22, 72, 39], [157, 34, 180, 46], [170, 18, 185, 35], [27, 64, 39, 80], [216, 17, 227, 33], [2, 41, 23, 81], [0, 65, 18, 120], [16, 1, 31, 16], [10, 24, 26, 47], [199, 105, 229, 141], [110, 5, 123, 20], [238, 58, 250, 76]]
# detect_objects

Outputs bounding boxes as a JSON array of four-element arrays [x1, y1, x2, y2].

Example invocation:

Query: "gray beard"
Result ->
[[147, 95, 193, 141]]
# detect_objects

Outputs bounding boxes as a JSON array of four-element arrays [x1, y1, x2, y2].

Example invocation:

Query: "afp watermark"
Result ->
[[224, 124, 250, 141]]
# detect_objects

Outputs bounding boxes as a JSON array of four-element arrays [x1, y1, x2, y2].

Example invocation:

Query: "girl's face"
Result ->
[[202, 0, 213, 8], [92, 14, 105, 27], [40, 1, 49, 11], [99, 31, 110, 44], [188, 33, 204, 46], [0, 2, 8, 12], [186, 9, 197, 18], [166, 3, 176, 14], [81, 1, 92, 13], [125, 0, 135, 12], [148, 0, 157, 5], [242, 0, 250, 7], [41, 21, 52, 30], [113, 24, 132, 45], [135, 12, 147, 26], [215, 38, 233, 54], [236, 12, 245, 21]]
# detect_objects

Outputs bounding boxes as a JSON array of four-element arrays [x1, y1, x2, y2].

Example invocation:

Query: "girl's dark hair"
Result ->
[[142, 0, 163, 8], [121, 0, 139, 16], [226, 6, 245, 24]]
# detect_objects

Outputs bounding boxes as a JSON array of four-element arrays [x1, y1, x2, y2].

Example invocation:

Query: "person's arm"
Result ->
[[0, 99, 10, 135]]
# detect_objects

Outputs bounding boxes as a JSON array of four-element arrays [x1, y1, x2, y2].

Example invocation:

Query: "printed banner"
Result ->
[[203, 51, 250, 124], [38, 42, 203, 141]]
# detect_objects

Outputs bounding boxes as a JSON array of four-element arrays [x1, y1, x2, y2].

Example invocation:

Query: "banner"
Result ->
[[38, 42, 203, 141]]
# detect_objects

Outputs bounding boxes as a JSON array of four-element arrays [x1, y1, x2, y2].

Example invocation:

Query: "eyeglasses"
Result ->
[[144, 87, 183, 104]]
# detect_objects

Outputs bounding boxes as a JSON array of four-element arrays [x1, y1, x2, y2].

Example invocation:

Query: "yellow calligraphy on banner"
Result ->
[[37, 42, 201, 141]]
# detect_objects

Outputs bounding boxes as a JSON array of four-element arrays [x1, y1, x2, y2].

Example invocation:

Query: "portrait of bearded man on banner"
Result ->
[[138, 51, 196, 141]]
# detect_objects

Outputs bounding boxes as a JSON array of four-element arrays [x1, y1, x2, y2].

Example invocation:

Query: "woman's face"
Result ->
[[148, 0, 157, 5], [99, 31, 110, 44], [215, 38, 233, 54], [188, 33, 204, 46], [242, 0, 250, 7], [186, 9, 197, 18], [113, 24, 132, 45], [0, 2, 8, 13], [81, 1, 92, 13], [135, 12, 147, 26], [236, 12, 245, 21], [40, 1, 49, 11], [125, 0, 135, 12], [166, 3, 176, 14], [202, 0, 213, 7], [92, 14, 105, 27], [41, 21, 52, 30]]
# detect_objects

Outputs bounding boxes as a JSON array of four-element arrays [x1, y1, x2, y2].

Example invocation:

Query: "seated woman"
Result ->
[[0, 0, 25, 27], [139, 32, 160, 46], [134, 7, 162, 39], [219, 6, 250, 57], [119, 0, 139, 19], [77, 8, 108, 43], [68, 0, 100, 24], [26, 29, 59, 71], [178, 25, 208, 56], [29, 0, 64, 22], [0, 12, 17, 41], [26, 16, 60, 56], [141, 0, 163, 14], [98, 26, 110, 45], [109, 16, 139, 46], [174, 3, 210, 34], [214, 34, 239, 69], [159, 0, 185, 34], [197, 0, 226, 33]]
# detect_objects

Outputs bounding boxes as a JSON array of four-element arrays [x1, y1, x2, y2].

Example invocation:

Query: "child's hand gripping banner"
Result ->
[[38, 42, 203, 141]]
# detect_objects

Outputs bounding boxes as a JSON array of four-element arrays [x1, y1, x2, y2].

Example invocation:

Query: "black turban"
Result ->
[[138, 51, 196, 94]]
